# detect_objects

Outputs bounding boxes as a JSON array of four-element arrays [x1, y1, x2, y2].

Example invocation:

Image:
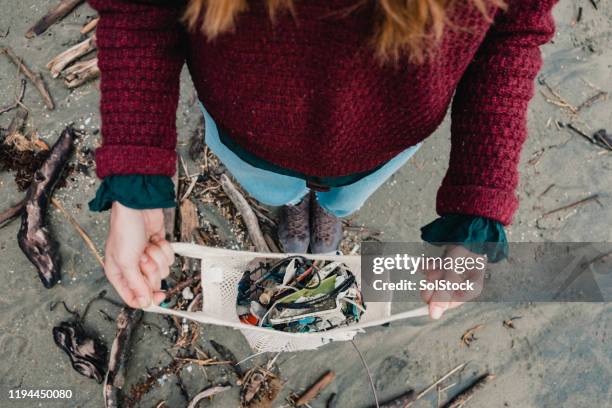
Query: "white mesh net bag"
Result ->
[[145, 243, 428, 352]]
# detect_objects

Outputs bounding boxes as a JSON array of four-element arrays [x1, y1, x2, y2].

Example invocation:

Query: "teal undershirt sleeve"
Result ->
[[421, 214, 508, 262], [88, 175, 176, 212], [89, 177, 508, 262]]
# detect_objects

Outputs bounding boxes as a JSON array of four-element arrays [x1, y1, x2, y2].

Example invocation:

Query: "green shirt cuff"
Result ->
[[421, 214, 508, 263], [88, 175, 176, 212]]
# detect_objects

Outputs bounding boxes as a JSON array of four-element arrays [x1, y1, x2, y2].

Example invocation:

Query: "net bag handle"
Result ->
[[143, 243, 429, 335]]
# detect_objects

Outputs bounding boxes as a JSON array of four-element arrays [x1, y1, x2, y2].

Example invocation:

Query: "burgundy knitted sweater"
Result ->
[[89, 0, 557, 225]]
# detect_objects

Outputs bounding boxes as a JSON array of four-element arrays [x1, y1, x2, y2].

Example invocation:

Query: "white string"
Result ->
[[350, 340, 379, 408]]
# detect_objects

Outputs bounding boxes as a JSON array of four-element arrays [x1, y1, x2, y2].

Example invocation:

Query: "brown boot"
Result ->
[[310, 196, 343, 254], [277, 194, 310, 253]]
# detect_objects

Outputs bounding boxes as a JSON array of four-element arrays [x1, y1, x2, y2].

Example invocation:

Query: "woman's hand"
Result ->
[[421, 245, 486, 320], [104, 202, 174, 308]]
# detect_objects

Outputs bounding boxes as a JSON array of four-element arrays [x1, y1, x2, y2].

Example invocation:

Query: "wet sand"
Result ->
[[0, 1, 610, 407]]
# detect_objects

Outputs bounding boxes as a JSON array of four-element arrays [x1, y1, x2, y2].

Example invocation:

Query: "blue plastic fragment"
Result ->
[[297, 317, 316, 325]]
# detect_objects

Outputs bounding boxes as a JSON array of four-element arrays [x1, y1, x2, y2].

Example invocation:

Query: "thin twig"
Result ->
[[565, 123, 612, 151], [180, 176, 198, 202], [351, 340, 379, 408], [539, 183, 556, 197], [1, 47, 54, 109], [164, 275, 201, 299], [542, 194, 600, 217], [174, 357, 231, 366], [51, 197, 104, 268], [409, 363, 467, 405], [581, 250, 612, 269], [539, 79, 577, 113], [0, 79, 26, 115], [0, 199, 26, 228]]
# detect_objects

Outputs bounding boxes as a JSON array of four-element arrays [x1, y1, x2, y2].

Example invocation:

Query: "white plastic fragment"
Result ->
[[182, 286, 194, 300]]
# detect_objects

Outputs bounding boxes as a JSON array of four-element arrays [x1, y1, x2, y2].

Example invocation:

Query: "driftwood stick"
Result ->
[[186, 385, 231, 408], [104, 307, 143, 408], [0, 199, 26, 228], [576, 90, 608, 112], [63, 57, 100, 88], [295, 371, 336, 407], [18, 126, 75, 288], [1, 47, 54, 109], [264, 233, 281, 253], [219, 173, 270, 252], [81, 17, 99, 34], [441, 373, 495, 408], [51, 197, 104, 268], [179, 199, 198, 242], [0, 79, 27, 116], [26, 0, 85, 38], [47, 35, 96, 78]]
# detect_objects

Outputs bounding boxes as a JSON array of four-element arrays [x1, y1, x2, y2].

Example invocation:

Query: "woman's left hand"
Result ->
[[420, 245, 486, 319]]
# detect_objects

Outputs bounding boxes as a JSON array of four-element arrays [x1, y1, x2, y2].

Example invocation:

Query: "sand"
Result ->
[[0, 1, 610, 407]]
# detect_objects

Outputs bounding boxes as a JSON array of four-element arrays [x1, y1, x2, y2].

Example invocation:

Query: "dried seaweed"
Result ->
[[53, 320, 108, 383], [0, 141, 50, 190], [241, 366, 283, 408], [126, 359, 188, 408]]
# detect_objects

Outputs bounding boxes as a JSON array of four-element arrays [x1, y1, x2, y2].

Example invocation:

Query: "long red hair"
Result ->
[[183, 0, 505, 63]]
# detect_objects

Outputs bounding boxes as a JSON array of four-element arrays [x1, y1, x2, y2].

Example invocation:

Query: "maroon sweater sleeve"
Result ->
[[438, 0, 557, 225], [88, 0, 185, 177]]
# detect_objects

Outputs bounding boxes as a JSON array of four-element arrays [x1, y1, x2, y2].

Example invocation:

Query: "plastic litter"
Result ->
[[145, 243, 429, 352]]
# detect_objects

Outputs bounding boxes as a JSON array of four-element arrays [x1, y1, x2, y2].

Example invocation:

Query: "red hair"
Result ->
[[183, 0, 506, 63]]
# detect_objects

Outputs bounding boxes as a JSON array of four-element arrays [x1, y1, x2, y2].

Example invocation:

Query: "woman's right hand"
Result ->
[[104, 202, 175, 308]]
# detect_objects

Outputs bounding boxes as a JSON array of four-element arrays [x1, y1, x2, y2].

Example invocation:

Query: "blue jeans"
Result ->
[[201, 105, 420, 217]]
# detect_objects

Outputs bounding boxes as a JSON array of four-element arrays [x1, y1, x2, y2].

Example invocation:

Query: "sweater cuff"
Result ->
[[421, 214, 508, 263], [95, 145, 176, 178], [436, 185, 518, 226], [89, 175, 176, 212]]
